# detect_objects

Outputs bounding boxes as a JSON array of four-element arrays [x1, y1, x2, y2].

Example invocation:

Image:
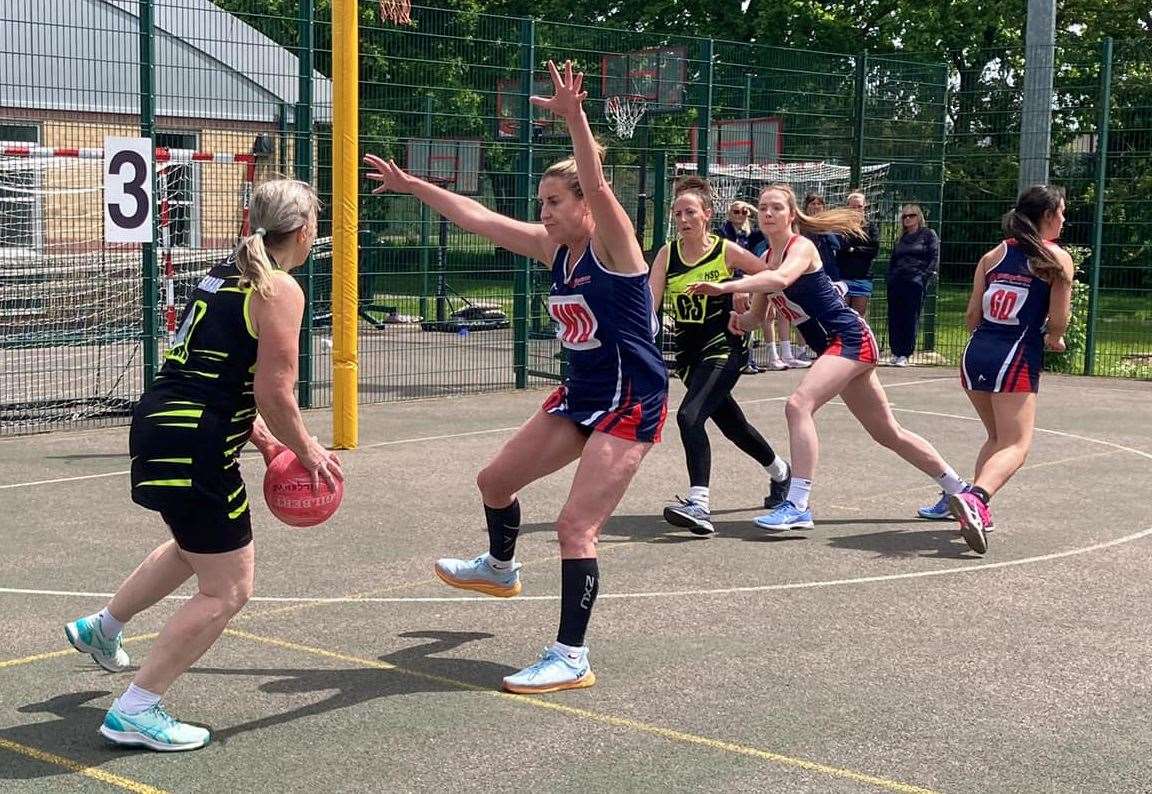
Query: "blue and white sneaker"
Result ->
[[434, 553, 522, 598], [662, 497, 714, 536], [917, 492, 952, 520], [502, 646, 596, 694], [65, 616, 130, 672], [754, 500, 814, 531], [100, 702, 210, 752]]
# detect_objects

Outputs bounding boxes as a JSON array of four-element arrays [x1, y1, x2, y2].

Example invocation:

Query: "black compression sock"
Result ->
[[557, 558, 599, 647], [484, 500, 521, 562]]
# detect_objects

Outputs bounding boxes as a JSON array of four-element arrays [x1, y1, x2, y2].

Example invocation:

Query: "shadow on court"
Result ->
[[2, 632, 513, 783]]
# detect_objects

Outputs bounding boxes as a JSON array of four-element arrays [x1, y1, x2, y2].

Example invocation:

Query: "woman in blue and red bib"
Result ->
[[689, 183, 970, 532], [365, 61, 666, 695], [948, 186, 1074, 554]]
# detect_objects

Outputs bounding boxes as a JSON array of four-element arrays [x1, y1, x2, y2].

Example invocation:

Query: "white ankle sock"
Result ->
[[936, 468, 967, 495], [786, 478, 812, 510], [781, 341, 794, 360], [687, 486, 710, 509], [93, 608, 124, 638], [765, 457, 789, 482], [551, 641, 586, 660], [766, 343, 781, 362], [486, 554, 514, 571], [116, 683, 161, 716]]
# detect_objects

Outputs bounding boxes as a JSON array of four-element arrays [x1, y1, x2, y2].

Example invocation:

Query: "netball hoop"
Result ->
[[604, 95, 648, 140]]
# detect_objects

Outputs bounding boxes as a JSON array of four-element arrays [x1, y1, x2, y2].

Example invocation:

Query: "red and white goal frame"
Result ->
[[0, 143, 257, 345]]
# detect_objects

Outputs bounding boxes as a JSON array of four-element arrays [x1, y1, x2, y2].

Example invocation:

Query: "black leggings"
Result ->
[[677, 354, 778, 488]]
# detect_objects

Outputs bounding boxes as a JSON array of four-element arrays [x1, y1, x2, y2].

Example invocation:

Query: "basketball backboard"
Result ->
[[496, 74, 561, 139], [689, 116, 782, 166], [600, 46, 687, 112], [405, 138, 481, 194]]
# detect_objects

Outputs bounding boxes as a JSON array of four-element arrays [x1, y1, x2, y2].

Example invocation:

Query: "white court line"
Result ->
[[0, 426, 524, 491], [3, 524, 1151, 605], [5, 398, 1148, 604], [0, 377, 953, 491]]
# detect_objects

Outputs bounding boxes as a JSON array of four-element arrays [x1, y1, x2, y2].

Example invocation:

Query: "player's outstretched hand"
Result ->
[[364, 154, 420, 195], [530, 60, 587, 121], [686, 281, 727, 297]]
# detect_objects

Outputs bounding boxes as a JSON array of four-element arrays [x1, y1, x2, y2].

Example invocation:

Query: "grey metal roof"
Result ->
[[0, 0, 332, 124]]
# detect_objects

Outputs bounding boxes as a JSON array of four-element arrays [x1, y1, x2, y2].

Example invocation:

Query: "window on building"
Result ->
[[155, 131, 199, 248], [0, 123, 40, 250]]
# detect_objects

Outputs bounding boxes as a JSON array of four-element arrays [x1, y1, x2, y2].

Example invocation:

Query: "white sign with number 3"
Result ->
[[104, 137, 153, 243]]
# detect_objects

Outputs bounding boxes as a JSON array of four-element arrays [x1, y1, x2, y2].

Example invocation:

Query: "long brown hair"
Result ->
[[759, 183, 864, 238], [1003, 185, 1068, 283]]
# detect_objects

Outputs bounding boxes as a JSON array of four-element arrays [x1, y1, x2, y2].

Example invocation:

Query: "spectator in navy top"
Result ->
[[885, 203, 939, 366]]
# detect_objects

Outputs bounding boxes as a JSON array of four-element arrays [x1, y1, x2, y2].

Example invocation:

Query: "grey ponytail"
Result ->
[[235, 180, 320, 297]]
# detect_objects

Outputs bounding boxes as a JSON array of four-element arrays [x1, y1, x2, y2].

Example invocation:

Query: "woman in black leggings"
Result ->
[[649, 177, 791, 535]]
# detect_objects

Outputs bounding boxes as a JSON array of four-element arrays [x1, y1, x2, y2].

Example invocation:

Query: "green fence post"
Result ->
[[1085, 37, 1112, 376], [139, 0, 157, 389], [923, 62, 948, 353], [652, 149, 667, 252], [419, 94, 433, 321], [850, 51, 867, 189], [295, 0, 315, 407], [513, 17, 535, 389], [698, 39, 714, 177]]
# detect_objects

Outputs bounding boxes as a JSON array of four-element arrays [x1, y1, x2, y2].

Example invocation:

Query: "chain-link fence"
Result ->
[[1, 1, 1146, 437]]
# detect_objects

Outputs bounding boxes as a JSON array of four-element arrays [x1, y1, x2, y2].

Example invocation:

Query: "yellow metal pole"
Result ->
[[331, 0, 358, 448]]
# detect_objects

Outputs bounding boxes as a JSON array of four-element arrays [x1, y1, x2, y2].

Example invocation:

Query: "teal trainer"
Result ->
[[434, 554, 522, 598], [502, 647, 596, 694], [754, 500, 814, 531], [100, 703, 210, 752], [65, 616, 130, 672]]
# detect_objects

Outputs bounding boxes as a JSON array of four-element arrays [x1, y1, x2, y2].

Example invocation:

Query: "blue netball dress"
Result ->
[[766, 235, 878, 363], [544, 244, 668, 442], [961, 240, 1053, 393]]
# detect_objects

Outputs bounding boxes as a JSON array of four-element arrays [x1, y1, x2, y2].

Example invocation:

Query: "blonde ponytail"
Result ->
[[235, 228, 278, 298], [235, 179, 320, 297]]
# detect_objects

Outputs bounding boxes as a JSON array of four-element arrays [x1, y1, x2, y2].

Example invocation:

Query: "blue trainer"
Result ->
[[100, 703, 210, 752], [502, 646, 596, 694], [917, 492, 952, 520], [434, 554, 522, 598], [662, 497, 714, 536], [65, 616, 130, 672], [754, 500, 814, 531]]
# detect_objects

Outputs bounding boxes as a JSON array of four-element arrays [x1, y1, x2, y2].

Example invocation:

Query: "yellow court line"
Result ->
[[0, 634, 158, 671], [0, 737, 169, 794], [223, 628, 939, 794]]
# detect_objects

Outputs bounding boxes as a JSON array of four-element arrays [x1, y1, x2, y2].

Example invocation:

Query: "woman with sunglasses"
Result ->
[[885, 203, 939, 367]]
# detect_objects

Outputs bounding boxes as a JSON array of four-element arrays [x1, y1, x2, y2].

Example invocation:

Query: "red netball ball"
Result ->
[[262, 449, 343, 527]]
